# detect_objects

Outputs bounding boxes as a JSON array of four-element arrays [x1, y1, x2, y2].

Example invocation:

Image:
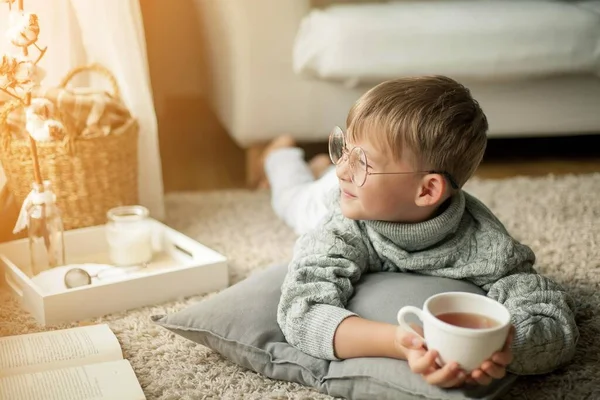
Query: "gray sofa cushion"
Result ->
[[152, 263, 516, 400]]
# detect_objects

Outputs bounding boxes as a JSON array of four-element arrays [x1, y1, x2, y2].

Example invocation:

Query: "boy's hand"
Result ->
[[466, 325, 515, 386], [395, 325, 467, 388]]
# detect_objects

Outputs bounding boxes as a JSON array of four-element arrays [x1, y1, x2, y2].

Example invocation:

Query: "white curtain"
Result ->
[[0, 0, 165, 220]]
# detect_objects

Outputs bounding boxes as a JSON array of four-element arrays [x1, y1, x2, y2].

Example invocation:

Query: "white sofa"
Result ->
[[196, 0, 600, 152]]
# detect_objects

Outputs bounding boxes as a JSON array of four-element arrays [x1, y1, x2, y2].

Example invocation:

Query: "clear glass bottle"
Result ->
[[27, 180, 66, 276], [105, 205, 154, 266]]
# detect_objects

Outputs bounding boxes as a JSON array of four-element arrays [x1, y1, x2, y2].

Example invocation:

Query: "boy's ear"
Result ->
[[414, 173, 446, 207]]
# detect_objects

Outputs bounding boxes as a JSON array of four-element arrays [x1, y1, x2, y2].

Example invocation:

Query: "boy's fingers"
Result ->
[[491, 325, 515, 366], [423, 362, 462, 386], [400, 324, 425, 349], [492, 352, 513, 366], [438, 370, 468, 388], [410, 350, 438, 374], [424, 366, 437, 374], [408, 323, 424, 337], [471, 368, 493, 386], [482, 361, 506, 379], [399, 334, 425, 349]]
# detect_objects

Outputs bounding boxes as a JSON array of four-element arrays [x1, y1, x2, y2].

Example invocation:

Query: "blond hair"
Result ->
[[347, 76, 488, 188]]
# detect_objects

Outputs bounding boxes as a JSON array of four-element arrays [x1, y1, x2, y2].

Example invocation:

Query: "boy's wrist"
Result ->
[[334, 317, 408, 360]]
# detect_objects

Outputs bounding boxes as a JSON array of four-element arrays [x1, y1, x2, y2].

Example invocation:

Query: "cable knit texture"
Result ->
[[277, 188, 579, 375]]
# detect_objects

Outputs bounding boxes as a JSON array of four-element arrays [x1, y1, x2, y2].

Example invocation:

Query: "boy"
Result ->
[[266, 76, 578, 388]]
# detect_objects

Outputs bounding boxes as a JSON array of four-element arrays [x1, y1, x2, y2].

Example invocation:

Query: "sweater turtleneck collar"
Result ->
[[365, 191, 466, 251]]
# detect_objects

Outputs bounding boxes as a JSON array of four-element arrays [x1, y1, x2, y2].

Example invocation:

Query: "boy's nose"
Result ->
[[335, 157, 352, 183]]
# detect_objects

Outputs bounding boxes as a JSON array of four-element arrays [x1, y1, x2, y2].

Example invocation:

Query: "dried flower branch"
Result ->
[[25, 98, 65, 142], [3, 0, 59, 268], [1, 0, 49, 185], [8, 12, 39, 46]]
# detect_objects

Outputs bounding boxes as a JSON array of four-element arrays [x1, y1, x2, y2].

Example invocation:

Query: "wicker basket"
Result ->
[[0, 64, 139, 231]]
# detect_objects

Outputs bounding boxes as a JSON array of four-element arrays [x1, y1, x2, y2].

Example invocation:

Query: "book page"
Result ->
[[0, 324, 122, 378], [0, 359, 146, 400]]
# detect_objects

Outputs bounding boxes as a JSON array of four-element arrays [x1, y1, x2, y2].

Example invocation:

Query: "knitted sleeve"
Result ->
[[485, 238, 579, 375], [276, 205, 373, 360]]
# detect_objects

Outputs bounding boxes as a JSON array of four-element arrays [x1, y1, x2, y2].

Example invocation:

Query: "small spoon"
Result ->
[[64, 264, 147, 289]]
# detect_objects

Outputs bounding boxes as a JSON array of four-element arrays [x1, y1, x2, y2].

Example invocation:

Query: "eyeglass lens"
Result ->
[[328, 127, 368, 186]]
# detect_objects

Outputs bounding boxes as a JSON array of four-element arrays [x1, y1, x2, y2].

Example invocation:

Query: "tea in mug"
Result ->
[[436, 312, 500, 329]]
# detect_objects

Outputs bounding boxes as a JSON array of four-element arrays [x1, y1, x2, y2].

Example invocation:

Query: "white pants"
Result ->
[[264, 148, 338, 235]]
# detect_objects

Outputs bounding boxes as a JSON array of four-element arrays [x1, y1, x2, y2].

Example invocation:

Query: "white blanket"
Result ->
[[293, 1, 600, 83]]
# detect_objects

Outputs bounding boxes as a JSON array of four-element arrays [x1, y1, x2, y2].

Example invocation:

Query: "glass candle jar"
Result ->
[[105, 205, 153, 266]]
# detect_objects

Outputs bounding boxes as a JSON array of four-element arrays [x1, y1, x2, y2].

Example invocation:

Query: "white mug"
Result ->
[[397, 292, 511, 372]]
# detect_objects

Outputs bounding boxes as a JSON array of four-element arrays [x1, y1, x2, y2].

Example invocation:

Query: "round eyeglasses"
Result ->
[[328, 126, 459, 189]]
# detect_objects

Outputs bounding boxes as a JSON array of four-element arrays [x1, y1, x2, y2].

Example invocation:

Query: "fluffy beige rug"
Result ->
[[1, 173, 599, 400]]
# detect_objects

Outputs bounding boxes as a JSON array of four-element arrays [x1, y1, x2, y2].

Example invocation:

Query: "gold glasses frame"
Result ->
[[328, 126, 459, 189]]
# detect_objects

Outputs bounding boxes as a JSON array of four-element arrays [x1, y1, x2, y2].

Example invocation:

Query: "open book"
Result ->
[[0, 324, 146, 400]]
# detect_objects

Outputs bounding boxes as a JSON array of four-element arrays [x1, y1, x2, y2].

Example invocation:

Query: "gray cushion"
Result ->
[[152, 264, 516, 400]]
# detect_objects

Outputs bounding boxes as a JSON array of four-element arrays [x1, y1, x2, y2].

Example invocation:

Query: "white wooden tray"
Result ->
[[0, 219, 228, 326]]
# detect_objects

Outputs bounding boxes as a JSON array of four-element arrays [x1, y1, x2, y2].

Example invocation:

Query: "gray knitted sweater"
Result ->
[[277, 189, 579, 375]]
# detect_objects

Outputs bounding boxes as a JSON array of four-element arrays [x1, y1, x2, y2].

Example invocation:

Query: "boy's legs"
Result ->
[[263, 136, 338, 235]]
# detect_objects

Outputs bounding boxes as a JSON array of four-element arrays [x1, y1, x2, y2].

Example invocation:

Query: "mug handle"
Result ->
[[397, 306, 426, 341]]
